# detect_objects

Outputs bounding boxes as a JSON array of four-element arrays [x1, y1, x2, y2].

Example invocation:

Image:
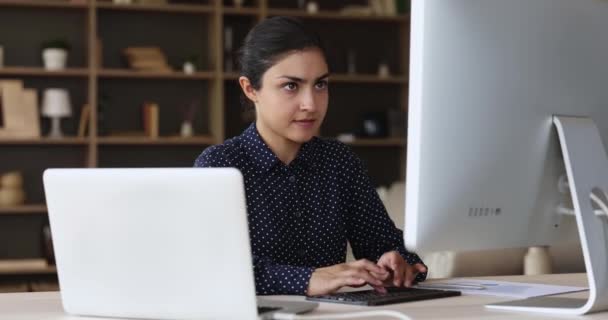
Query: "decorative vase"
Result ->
[[180, 121, 194, 137], [0, 171, 23, 188], [524, 246, 552, 275], [0, 188, 25, 207], [306, 1, 319, 14], [183, 61, 196, 74], [42, 48, 68, 70]]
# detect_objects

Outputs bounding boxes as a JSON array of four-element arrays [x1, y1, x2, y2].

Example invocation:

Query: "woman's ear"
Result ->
[[239, 76, 258, 103]]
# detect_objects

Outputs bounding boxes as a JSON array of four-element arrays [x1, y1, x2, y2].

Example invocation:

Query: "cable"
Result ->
[[272, 310, 412, 320], [590, 192, 608, 217]]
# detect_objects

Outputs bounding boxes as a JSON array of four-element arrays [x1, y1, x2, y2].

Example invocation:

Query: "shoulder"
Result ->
[[313, 137, 362, 168], [193, 136, 242, 168]]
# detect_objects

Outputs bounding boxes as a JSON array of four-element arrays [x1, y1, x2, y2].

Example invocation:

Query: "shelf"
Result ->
[[331, 74, 407, 84], [340, 138, 405, 147], [0, 0, 87, 9], [0, 67, 89, 78], [266, 9, 409, 23], [222, 6, 259, 16], [96, 1, 214, 14], [98, 135, 216, 146], [0, 205, 47, 215], [0, 137, 89, 145], [222, 72, 406, 84], [0, 260, 56, 275], [99, 69, 214, 80]]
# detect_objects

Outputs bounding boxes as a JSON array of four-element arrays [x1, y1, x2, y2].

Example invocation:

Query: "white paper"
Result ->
[[416, 279, 588, 298]]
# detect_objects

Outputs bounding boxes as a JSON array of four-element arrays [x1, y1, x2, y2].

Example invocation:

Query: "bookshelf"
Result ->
[[0, 0, 410, 284]]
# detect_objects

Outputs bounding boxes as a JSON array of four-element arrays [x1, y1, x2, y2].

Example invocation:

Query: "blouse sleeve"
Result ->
[[344, 150, 427, 282]]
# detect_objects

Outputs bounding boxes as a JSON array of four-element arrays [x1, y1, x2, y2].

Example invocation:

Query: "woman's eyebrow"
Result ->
[[276, 73, 330, 83]]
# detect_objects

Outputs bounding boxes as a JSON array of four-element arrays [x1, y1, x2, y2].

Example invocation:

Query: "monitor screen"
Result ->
[[405, 0, 608, 253]]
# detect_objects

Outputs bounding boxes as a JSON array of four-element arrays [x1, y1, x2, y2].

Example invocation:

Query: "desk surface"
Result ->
[[0, 273, 603, 320]]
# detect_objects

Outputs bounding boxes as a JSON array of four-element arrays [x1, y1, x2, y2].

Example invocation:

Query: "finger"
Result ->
[[354, 259, 387, 275], [343, 277, 366, 288], [372, 284, 387, 294], [388, 261, 404, 287], [405, 264, 427, 287], [404, 265, 419, 287], [348, 269, 384, 286], [415, 263, 428, 274], [370, 270, 390, 281]]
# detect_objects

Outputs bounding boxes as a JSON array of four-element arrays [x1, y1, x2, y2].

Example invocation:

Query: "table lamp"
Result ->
[[42, 88, 72, 138]]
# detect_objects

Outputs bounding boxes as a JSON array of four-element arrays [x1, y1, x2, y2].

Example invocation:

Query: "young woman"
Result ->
[[194, 16, 426, 296]]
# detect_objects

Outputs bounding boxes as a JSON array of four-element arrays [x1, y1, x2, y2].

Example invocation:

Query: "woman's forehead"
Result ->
[[265, 49, 328, 79]]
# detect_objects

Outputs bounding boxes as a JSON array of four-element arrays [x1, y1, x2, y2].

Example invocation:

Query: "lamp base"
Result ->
[[47, 117, 64, 138]]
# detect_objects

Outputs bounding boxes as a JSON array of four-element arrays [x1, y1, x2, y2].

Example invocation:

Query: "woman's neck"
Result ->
[[256, 121, 301, 165]]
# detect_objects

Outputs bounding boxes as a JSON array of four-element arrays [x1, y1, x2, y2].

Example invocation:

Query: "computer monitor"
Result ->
[[405, 0, 608, 315]]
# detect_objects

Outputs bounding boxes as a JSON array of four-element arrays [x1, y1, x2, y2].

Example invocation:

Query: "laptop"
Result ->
[[43, 168, 317, 320]]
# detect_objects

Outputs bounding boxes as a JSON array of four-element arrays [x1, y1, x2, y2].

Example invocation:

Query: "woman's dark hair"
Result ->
[[237, 16, 328, 91]]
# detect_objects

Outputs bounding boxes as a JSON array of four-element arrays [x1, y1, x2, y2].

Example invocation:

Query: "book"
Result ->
[[18, 89, 41, 138], [0, 80, 33, 139], [77, 104, 90, 137]]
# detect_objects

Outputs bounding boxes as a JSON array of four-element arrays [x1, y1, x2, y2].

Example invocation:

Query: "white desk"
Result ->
[[0, 273, 603, 320]]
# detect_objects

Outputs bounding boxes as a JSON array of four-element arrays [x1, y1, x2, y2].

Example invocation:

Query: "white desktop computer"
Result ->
[[406, 0, 608, 315]]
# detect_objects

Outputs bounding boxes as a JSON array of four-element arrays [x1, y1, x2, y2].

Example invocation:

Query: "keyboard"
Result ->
[[257, 306, 281, 314], [306, 287, 461, 306]]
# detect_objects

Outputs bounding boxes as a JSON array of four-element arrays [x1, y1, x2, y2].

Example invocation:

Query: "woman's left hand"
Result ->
[[375, 251, 427, 288]]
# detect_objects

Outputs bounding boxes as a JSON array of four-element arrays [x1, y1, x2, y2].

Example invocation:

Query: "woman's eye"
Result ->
[[315, 80, 328, 90], [283, 82, 298, 91], [316, 80, 328, 90]]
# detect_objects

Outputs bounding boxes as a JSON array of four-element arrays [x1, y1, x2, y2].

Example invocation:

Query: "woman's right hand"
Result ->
[[306, 259, 389, 296]]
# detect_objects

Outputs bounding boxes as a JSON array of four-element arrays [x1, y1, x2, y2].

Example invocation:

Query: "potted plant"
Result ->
[[42, 39, 71, 70]]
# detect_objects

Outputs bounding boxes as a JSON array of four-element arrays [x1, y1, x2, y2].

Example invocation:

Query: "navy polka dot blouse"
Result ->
[[194, 123, 426, 295]]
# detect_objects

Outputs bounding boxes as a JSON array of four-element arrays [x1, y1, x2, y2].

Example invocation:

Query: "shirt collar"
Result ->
[[240, 123, 319, 173]]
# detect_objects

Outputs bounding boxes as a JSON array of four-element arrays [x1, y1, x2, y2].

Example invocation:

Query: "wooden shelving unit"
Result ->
[[266, 8, 409, 23], [0, 0, 87, 9], [97, 135, 215, 145], [0, 0, 411, 280], [98, 69, 214, 80], [0, 265, 56, 275], [223, 72, 406, 84], [344, 138, 406, 147], [0, 138, 89, 145], [222, 6, 259, 16], [0, 205, 47, 215], [0, 67, 89, 77], [96, 1, 214, 14]]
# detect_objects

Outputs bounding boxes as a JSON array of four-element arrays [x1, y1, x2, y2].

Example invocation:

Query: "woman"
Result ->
[[194, 16, 426, 296]]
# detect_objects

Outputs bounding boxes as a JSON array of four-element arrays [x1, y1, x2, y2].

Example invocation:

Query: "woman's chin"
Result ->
[[288, 131, 316, 144]]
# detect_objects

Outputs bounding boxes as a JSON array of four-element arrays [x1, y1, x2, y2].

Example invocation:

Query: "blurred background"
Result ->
[[0, 0, 409, 292]]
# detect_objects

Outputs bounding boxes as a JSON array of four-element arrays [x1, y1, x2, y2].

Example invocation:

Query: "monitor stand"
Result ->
[[486, 116, 608, 315]]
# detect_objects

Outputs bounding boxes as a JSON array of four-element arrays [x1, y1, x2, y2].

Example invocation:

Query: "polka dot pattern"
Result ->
[[194, 123, 426, 295]]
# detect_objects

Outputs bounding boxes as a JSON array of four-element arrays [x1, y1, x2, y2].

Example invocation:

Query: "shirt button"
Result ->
[[289, 175, 296, 183], [295, 211, 302, 218], [297, 248, 307, 256]]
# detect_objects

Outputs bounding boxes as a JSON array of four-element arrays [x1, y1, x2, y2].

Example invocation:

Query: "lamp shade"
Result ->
[[41, 88, 72, 117]]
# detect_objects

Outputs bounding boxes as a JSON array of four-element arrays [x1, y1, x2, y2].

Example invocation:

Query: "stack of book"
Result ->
[[0, 80, 40, 139], [123, 47, 171, 72]]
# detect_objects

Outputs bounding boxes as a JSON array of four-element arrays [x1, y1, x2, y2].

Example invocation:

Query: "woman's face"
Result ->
[[246, 48, 329, 145]]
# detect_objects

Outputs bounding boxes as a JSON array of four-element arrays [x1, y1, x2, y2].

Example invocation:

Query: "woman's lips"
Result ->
[[293, 119, 316, 129]]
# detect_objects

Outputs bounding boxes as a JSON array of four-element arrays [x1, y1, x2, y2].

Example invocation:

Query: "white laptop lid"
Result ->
[[43, 168, 258, 320]]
